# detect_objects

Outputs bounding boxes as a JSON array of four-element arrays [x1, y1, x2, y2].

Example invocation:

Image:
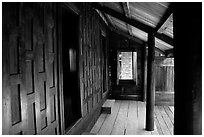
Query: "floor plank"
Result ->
[[164, 106, 174, 125], [111, 100, 129, 135], [91, 100, 174, 135], [90, 113, 107, 134], [151, 114, 159, 135], [137, 101, 151, 135], [169, 106, 174, 114], [158, 106, 173, 134], [97, 100, 121, 135], [125, 101, 138, 135], [154, 113, 163, 135], [151, 126, 159, 135], [155, 106, 171, 135]]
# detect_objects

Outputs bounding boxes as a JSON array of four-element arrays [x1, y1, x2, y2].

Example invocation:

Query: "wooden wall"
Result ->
[[155, 57, 174, 92], [59, 3, 110, 134], [3, 3, 59, 134], [79, 3, 109, 117], [154, 57, 174, 105], [2, 2, 110, 135]]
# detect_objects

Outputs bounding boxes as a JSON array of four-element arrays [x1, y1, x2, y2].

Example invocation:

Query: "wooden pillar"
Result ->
[[173, 3, 202, 135], [145, 32, 155, 131], [141, 43, 147, 102]]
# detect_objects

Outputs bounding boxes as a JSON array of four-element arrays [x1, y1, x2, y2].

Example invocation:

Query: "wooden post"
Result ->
[[141, 43, 147, 102], [173, 3, 202, 135], [145, 32, 155, 131]]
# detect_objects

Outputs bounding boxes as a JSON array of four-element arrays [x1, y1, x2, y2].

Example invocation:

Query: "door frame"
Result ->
[[56, 3, 81, 134], [117, 50, 137, 84]]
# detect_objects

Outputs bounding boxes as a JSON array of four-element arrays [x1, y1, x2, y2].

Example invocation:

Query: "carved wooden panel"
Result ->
[[3, 3, 59, 135], [79, 3, 108, 116]]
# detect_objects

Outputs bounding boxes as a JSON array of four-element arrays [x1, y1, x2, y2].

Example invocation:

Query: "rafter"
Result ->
[[95, 9, 108, 25], [121, 2, 133, 36], [104, 14, 115, 29], [91, 3, 173, 47], [154, 33, 173, 46], [91, 3, 152, 33], [111, 26, 166, 55], [102, 13, 111, 26]]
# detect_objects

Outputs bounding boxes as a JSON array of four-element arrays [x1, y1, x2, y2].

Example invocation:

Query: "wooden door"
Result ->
[[61, 6, 81, 131], [2, 3, 59, 134]]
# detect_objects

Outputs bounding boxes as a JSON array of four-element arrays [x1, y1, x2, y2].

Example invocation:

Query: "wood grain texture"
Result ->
[[111, 100, 129, 135], [97, 100, 121, 135], [79, 3, 109, 117], [158, 106, 173, 134], [155, 57, 174, 92], [90, 114, 107, 134], [163, 106, 174, 124], [125, 101, 138, 135], [3, 3, 59, 134], [138, 101, 151, 135], [101, 99, 115, 114], [91, 100, 173, 135], [155, 106, 171, 135], [154, 113, 163, 135], [169, 106, 174, 114]]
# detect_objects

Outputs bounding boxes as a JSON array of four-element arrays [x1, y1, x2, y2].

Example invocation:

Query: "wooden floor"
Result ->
[[90, 100, 174, 135]]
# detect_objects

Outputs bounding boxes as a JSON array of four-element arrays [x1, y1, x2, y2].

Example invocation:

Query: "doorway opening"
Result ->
[[111, 50, 141, 100], [117, 51, 137, 85], [62, 7, 81, 130]]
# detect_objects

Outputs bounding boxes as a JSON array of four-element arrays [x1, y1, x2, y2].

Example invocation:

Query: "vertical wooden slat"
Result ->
[[44, 3, 52, 127], [33, 4, 42, 132]]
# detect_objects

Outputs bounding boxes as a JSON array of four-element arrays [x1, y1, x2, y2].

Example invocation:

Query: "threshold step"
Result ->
[[102, 99, 115, 114]]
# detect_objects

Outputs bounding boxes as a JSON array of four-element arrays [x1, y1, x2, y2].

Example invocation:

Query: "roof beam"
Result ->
[[91, 3, 173, 46], [154, 33, 173, 46], [96, 10, 109, 25], [121, 2, 133, 36], [104, 14, 115, 28], [155, 47, 166, 55], [154, 3, 173, 32], [91, 3, 152, 33]]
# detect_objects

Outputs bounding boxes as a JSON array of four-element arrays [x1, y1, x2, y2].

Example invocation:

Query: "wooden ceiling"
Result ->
[[129, 2, 170, 28], [93, 2, 174, 56], [158, 13, 173, 38]]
